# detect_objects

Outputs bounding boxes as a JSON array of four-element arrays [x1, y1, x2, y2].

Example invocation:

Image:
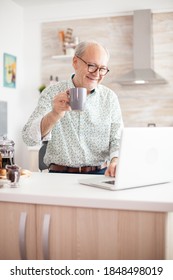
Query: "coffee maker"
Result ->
[[0, 136, 15, 168]]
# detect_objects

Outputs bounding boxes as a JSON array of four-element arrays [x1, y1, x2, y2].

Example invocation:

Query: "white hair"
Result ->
[[74, 40, 110, 60]]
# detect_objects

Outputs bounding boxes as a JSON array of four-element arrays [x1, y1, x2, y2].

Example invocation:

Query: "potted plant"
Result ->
[[38, 84, 46, 93]]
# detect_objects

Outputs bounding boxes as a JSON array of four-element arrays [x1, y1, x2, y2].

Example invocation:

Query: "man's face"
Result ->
[[72, 45, 109, 93]]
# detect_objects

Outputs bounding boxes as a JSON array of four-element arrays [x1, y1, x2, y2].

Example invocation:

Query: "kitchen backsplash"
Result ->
[[41, 12, 173, 127]]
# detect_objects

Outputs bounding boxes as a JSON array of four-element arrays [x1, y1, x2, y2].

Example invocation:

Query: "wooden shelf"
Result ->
[[51, 55, 73, 59]]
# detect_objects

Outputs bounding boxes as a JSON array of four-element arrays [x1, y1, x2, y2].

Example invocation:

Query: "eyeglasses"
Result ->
[[76, 56, 110, 76]]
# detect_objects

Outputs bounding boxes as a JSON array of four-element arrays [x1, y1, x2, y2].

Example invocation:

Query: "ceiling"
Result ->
[[11, 0, 83, 7], [11, 0, 173, 10]]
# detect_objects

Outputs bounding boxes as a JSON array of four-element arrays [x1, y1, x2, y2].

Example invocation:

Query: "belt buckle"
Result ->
[[79, 167, 82, 173]]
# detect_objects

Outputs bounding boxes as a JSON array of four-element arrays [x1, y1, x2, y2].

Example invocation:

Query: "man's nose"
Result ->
[[92, 68, 100, 76]]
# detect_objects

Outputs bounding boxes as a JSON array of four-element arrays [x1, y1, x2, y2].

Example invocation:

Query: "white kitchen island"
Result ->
[[0, 172, 173, 260]]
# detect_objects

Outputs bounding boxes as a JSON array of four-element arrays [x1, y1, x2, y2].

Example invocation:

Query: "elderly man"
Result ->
[[22, 40, 123, 177]]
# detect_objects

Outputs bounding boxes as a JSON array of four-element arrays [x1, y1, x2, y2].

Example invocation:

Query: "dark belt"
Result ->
[[49, 163, 102, 173]]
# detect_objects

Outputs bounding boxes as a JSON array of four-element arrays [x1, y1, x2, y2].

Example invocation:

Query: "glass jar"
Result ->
[[6, 164, 20, 187], [0, 137, 15, 168]]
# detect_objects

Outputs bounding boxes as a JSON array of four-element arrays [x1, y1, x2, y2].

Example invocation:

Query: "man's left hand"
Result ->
[[104, 157, 118, 177]]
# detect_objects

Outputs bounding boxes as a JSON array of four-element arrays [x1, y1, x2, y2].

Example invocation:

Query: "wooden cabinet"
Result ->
[[0, 201, 167, 260], [0, 202, 37, 260], [0, 171, 172, 260], [36, 205, 166, 260]]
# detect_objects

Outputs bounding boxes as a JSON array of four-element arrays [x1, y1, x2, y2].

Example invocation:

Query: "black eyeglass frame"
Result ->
[[76, 55, 110, 76]]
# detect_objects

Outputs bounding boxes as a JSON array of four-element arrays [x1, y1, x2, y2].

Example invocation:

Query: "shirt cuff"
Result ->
[[29, 116, 51, 143], [110, 151, 119, 161]]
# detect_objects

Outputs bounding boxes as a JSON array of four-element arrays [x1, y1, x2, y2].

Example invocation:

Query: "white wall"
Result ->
[[0, 0, 25, 167]]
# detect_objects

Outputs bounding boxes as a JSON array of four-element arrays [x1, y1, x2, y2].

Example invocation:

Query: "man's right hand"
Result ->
[[52, 91, 71, 118]]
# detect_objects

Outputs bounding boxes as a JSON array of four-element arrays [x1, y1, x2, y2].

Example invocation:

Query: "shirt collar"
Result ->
[[70, 74, 96, 94]]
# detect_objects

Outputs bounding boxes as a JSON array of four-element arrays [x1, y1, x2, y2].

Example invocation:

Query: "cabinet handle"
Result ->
[[42, 214, 51, 260], [19, 212, 27, 260]]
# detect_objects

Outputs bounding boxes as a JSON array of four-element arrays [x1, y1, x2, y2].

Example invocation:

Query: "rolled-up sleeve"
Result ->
[[22, 86, 53, 146], [22, 116, 51, 146]]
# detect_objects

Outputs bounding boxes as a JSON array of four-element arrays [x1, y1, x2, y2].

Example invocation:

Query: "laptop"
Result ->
[[79, 127, 173, 191]]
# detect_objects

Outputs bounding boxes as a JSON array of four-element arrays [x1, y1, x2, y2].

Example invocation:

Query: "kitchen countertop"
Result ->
[[0, 172, 173, 212]]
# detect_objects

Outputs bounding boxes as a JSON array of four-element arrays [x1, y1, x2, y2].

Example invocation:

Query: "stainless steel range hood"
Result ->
[[116, 9, 167, 85]]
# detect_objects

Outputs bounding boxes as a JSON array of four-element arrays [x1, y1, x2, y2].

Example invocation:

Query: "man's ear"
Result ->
[[72, 56, 78, 70]]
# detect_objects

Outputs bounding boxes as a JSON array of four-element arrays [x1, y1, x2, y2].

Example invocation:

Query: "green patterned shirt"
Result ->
[[22, 77, 123, 167]]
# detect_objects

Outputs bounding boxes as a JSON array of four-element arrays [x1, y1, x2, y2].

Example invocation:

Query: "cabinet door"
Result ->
[[36, 205, 165, 260], [36, 205, 77, 259], [0, 202, 37, 260], [76, 208, 166, 260]]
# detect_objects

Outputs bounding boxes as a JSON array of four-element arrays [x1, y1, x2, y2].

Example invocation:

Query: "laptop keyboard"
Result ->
[[103, 180, 115, 185]]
